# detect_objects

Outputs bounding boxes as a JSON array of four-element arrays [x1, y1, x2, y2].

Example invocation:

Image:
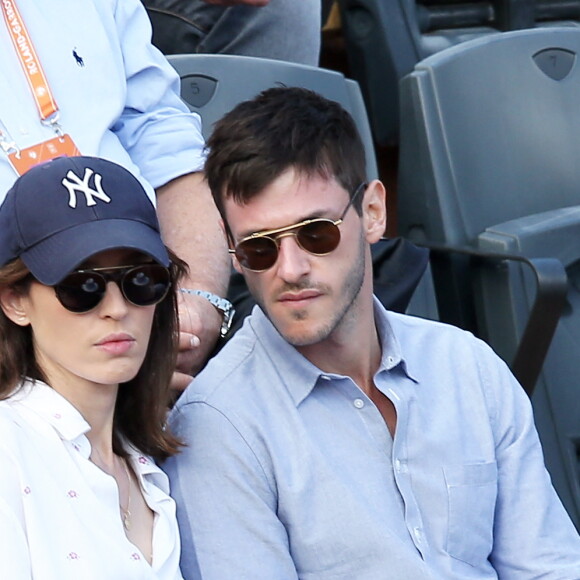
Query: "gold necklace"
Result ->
[[121, 459, 132, 531], [90, 448, 132, 531]]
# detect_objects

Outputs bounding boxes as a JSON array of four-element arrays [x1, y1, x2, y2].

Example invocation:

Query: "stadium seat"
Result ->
[[397, 26, 580, 529], [168, 53, 378, 179], [336, 0, 580, 145]]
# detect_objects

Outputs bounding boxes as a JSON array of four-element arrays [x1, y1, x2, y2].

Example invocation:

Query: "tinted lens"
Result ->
[[54, 265, 171, 313], [121, 264, 171, 306], [234, 220, 342, 272], [55, 272, 107, 313], [235, 237, 279, 271], [296, 220, 341, 255]]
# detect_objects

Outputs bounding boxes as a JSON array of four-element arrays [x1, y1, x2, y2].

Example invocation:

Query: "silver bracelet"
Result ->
[[179, 289, 235, 338]]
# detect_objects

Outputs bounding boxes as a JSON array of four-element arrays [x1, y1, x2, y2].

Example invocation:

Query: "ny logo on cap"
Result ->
[[61, 168, 112, 208]]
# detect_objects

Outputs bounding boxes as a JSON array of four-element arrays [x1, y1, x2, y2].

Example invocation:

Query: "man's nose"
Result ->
[[274, 234, 311, 281]]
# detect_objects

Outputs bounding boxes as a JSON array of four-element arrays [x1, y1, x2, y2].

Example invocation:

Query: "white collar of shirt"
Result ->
[[8, 379, 168, 486], [9, 378, 91, 442]]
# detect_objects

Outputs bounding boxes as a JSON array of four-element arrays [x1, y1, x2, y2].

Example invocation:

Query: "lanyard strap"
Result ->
[[1, 0, 59, 122]]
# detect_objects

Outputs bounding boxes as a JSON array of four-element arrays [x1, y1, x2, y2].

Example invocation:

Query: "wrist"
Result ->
[[179, 289, 235, 338]]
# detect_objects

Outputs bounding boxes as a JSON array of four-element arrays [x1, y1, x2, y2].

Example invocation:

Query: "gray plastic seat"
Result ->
[[397, 27, 580, 530], [167, 54, 378, 180], [336, 0, 580, 144]]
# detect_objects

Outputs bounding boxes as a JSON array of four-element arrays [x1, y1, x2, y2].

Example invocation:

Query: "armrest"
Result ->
[[415, 241, 568, 397]]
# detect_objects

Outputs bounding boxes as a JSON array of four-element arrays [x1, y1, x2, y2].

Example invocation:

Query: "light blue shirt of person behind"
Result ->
[[165, 299, 580, 579], [0, 0, 205, 203]]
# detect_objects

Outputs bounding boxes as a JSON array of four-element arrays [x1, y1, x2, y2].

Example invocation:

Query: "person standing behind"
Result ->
[[0, 156, 189, 579], [164, 87, 580, 579], [0, 0, 231, 388]]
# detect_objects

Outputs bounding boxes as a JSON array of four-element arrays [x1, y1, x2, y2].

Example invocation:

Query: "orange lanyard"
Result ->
[[1, 0, 59, 124], [0, 0, 80, 175]]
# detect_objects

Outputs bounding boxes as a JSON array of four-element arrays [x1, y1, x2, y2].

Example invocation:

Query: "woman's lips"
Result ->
[[95, 333, 135, 355]]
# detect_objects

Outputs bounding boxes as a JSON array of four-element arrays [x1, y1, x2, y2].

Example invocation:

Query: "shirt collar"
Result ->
[[372, 296, 418, 382], [125, 442, 172, 495], [249, 307, 321, 406], [10, 379, 169, 492], [248, 298, 417, 408], [10, 379, 91, 441]]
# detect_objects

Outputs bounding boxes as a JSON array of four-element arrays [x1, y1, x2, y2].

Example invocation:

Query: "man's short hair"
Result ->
[[204, 87, 367, 222]]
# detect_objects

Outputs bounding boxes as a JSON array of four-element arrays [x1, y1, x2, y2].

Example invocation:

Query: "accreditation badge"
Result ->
[[8, 134, 81, 176]]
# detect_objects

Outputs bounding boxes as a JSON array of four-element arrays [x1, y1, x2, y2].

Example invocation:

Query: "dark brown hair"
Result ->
[[0, 252, 186, 461], [204, 86, 367, 225]]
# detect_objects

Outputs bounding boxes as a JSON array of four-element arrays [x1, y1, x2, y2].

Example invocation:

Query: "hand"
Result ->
[[202, 0, 270, 5], [170, 291, 223, 395]]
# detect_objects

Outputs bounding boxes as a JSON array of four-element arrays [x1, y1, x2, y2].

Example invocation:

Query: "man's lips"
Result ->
[[277, 289, 321, 303]]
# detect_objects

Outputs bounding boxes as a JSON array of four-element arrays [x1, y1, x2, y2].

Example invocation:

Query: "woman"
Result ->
[[0, 156, 187, 579]]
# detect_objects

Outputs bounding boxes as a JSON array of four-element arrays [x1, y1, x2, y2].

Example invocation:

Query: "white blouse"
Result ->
[[0, 380, 183, 579]]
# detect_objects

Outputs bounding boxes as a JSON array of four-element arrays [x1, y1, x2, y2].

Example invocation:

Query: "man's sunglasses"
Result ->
[[53, 264, 171, 313], [230, 182, 367, 272]]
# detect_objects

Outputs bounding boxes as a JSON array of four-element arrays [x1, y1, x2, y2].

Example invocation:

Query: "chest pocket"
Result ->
[[444, 461, 498, 566]]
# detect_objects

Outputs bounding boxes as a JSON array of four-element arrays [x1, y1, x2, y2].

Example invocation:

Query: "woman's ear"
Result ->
[[0, 287, 30, 326], [361, 179, 387, 243]]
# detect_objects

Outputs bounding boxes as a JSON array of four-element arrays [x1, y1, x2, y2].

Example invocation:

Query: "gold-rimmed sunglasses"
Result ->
[[229, 182, 367, 272]]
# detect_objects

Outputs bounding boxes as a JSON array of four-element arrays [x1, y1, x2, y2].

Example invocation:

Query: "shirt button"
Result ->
[[320, 375, 331, 381], [395, 459, 408, 473], [353, 398, 365, 409], [413, 527, 423, 542]]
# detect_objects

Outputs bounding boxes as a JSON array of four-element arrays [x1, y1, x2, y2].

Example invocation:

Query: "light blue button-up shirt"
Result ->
[[0, 0, 205, 203], [165, 300, 580, 579]]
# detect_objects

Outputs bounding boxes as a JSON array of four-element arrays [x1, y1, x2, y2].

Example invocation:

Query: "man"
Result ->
[[164, 87, 580, 579], [0, 0, 231, 387]]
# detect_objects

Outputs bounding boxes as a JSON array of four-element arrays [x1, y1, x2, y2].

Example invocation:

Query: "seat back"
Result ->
[[167, 54, 378, 180], [398, 27, 580, 246], [337, 0, 580, 144]]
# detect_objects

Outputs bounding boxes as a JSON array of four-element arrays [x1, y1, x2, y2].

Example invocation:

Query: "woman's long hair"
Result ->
[[0, 251, 187, 461]]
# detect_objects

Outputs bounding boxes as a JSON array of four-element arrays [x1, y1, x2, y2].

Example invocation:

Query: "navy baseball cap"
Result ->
[[0, 156, 170, 285]]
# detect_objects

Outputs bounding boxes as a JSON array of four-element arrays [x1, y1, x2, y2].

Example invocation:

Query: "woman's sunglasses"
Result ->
[[53, 264, 171, 313], [230, 182, 367, 272]]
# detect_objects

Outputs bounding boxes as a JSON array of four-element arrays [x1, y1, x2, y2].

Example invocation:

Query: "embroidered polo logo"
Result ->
[[62, 168, 112, 208], [72, 48, 84, 67]]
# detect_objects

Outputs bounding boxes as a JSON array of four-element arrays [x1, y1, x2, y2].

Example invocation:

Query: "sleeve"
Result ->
[[109, 0, 206, 189], [0, 437, 33, 578], [164, 401, 300, 580], [480, 342, 580, 578]]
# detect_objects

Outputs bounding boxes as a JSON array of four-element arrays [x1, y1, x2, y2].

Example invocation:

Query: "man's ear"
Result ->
[[361, 180, 387, 243], [0, 287, 30, 326]]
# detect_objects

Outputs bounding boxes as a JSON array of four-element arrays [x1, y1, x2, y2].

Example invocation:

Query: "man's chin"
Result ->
[[276, 322, 329, 348]]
